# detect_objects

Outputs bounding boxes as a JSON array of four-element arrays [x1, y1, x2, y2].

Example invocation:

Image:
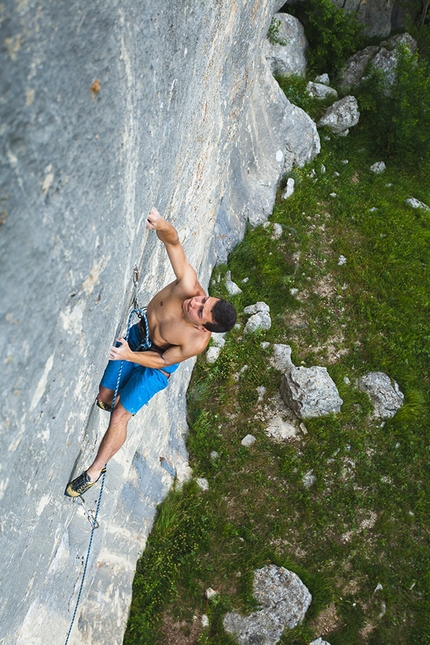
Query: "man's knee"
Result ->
[[111, 400, 133, 423]]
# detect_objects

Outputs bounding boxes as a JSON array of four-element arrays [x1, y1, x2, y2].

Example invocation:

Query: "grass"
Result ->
[[124, 89, 430, 644]]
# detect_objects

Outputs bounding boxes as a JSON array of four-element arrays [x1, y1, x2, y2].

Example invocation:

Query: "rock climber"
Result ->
[[65, 207, 236, 497]]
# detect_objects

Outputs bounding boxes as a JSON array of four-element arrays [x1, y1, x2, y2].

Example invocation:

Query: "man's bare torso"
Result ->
[[146, 279, 207, 352]]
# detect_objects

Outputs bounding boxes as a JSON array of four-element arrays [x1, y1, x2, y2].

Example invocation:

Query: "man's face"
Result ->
[[182, 296, 218, 327]]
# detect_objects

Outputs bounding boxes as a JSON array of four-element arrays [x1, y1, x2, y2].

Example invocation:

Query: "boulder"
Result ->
[[356, 372, 404, 418], [281, 366, 343, 419], [405, 197, 430, 211], [272, 222, 283, 239], [244, 301, 270, 315], [241, 434, 257, 447], [270, 343, 294, 372], [314, 73, 330, 85], [264, 13, 308, 77], [282, 177, 295, 199], [225, 270, 243, 295], [244, 311, 272, 334], [339, 32, 417, 90], [223, 565, 312, 645], [306, 81, 338, 100], [196, 478, 209, 491], [206, 346, 221, 364], [370, 161, 386, 174], [317, 96, 360, 134]]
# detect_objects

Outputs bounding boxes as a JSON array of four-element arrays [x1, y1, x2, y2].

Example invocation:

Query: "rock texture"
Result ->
[[356, 372, 404, 418], [264, 12, 308, 77], [306, 81, 338, 100], [244, 302, 272, 334], [318, 96, 360, 135], [331, 0, 395, 37], [215, 51, 320, 261], [223, 565, 312, 645], [283, 0, 404, 38], [0, 2, 320, 644], [339, 32, 417, 90], [281, 366, 343, 419]]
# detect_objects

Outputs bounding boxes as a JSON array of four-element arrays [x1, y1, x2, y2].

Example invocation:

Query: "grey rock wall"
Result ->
[[0, 2, 319, 644], [283, 0, 401, 37], [331, 0, 394, 37]]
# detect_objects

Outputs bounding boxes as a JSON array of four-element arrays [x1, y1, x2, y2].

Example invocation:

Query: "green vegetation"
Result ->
[[268, 16, 288, 47], [125, 21, 430, 645], [403, 0, 430, 61], [356, 47, 430, 167], [289, 0, 365, 77]]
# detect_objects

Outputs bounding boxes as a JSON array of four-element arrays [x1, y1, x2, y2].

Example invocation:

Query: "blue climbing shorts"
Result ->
[[100, 322, 179, 415]]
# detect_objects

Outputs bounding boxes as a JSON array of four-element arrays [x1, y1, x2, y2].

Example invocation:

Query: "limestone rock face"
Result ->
[[0, 2, 320, 644], [331, 0, 395, 37], [215, 55, 320, 260], [223, 565, 312, 645], [281, 366, 343, 419], [285, 0, 402, 38]]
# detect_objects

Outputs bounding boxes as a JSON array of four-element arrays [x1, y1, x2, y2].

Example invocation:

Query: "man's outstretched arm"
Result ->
[[109, 336, 209, 367], [146, 207, 196, 283]]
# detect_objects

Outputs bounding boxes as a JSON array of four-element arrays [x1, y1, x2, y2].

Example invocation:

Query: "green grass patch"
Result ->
[[125, 68, 430, 645]]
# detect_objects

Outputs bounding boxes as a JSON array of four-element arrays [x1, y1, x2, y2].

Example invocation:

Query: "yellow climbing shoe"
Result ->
[[96, 400, 112, 412], [64, 468, 106, 498]]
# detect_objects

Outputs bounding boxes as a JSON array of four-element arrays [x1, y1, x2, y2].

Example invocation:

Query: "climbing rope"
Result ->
[[64, 269, 143, 645]]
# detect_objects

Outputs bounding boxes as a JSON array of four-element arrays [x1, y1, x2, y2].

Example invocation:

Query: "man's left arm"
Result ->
[[109, 336, 209, 368]]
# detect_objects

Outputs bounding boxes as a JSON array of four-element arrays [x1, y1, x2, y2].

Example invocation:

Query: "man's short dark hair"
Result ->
[[204, 298, 237, 333]]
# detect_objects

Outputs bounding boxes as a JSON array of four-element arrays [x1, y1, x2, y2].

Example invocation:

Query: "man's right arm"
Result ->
[[146, 207, 196, 284]]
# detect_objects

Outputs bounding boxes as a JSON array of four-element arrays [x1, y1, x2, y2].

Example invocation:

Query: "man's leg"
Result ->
[[65, 399, 132, 497], [87, 400, 132, 481]]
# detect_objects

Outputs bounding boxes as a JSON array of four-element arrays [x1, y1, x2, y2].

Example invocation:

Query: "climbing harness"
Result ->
[[64, 268, 144, 645]]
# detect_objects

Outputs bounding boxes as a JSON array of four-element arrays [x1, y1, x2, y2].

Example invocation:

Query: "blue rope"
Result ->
[[64, 306, 144, 645], [64, 471, 106, 645]]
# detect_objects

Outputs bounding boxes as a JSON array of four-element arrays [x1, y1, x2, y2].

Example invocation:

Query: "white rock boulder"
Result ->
[[244, 302, 271, 334], [270, 343, 294, 372], [281, 366, 343, 419], [264, 13, 308, 78], [356, 371, 404, 418], [223, 565, 312, 645], [306, 81, 338, 100], [317, 96, 360, 135]]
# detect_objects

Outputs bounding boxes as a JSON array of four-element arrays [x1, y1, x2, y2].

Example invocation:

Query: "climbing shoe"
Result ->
[[96, 400, 112, 412], [64, 468, 106, 498]]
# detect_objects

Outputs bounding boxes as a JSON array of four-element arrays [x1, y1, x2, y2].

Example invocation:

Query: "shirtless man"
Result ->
[[65, 207, 236, 497]]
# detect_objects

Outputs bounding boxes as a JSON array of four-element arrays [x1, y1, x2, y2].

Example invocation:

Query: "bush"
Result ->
[[292, 0, 365, 77], [356, 46, 430, 167]]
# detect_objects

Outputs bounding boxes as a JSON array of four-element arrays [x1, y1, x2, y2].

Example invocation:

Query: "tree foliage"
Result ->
[[356, 46, 430, 168], [293, 0, 365, 77]]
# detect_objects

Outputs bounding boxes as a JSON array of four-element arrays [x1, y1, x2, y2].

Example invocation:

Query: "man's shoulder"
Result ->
[[174, 272, 206, 298], [181, 326, 211, 357]]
